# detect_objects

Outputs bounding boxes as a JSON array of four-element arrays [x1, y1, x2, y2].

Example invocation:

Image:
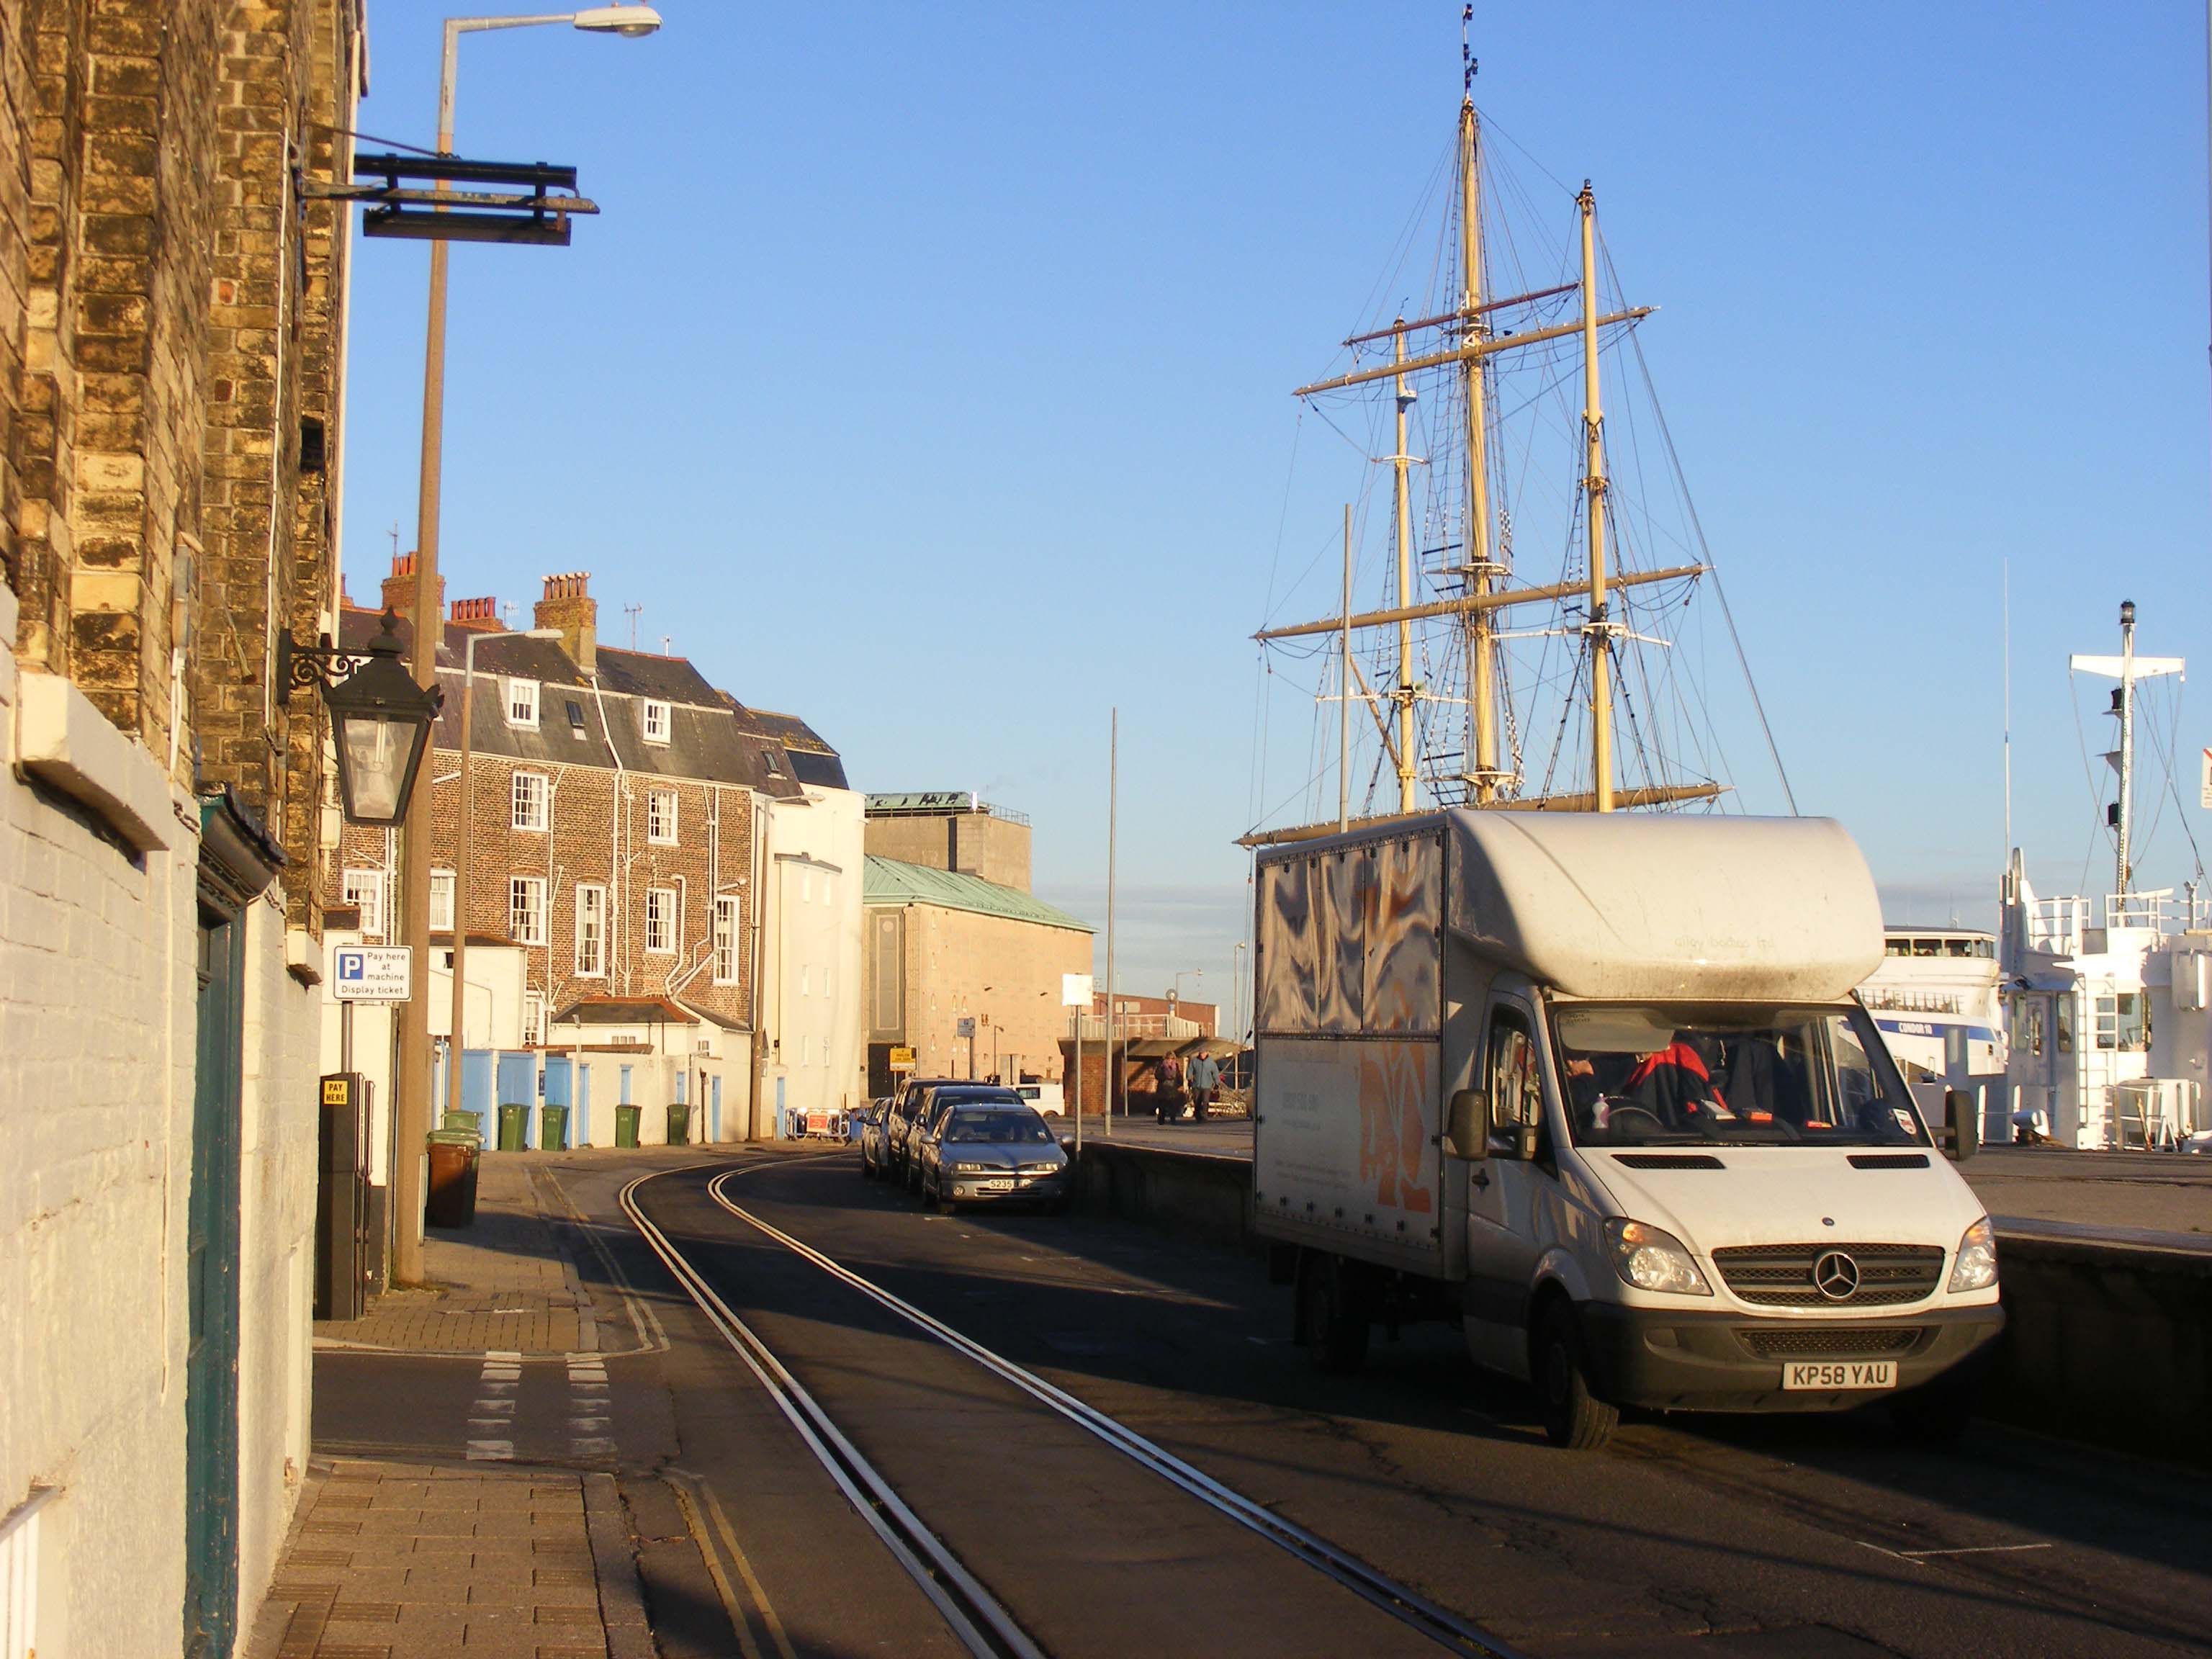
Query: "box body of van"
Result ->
[[1251, 811, 2002, 1445]]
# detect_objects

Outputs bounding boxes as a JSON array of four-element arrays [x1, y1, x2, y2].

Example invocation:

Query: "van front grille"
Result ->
[[1736, 1326, 1925, 1359], [1709, 1243, 1944, 1307]]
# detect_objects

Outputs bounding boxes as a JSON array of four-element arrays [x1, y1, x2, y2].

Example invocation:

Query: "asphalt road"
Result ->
[[320, 1148, 2212, 1657]]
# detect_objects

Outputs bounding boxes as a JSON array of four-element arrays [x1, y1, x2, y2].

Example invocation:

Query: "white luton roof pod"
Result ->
[[1447, 811, 1883, 1002]]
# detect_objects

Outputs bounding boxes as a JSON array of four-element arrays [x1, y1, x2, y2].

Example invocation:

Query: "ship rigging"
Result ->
[[1245, 25, 1788, 848]]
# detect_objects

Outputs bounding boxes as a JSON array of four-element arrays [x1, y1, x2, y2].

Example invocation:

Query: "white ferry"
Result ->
[[1858, 930, 2005, 1084]]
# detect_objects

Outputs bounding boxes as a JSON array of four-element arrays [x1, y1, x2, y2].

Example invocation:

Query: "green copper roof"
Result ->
[[862, 855, 1094, 933]]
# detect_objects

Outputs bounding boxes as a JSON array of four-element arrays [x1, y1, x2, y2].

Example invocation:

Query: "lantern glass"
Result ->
[[334, 706, 431, 826]]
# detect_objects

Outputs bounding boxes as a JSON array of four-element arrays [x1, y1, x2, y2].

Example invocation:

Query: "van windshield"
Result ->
[[1550, 1004, 1928, 1149]]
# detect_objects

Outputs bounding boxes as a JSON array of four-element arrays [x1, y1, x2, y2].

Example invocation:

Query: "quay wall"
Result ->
[[1072, 1141, 2212, 1465]]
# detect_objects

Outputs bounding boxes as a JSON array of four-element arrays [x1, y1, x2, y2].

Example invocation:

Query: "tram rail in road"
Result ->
[[620, 1160, 1526, 1659]]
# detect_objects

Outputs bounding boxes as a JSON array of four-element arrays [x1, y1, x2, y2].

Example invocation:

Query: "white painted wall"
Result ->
[[0, 583, 313, 1657], [763, 786, 866, 1128]]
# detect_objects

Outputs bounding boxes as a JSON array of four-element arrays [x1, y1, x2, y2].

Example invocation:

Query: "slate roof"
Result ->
[[550, 996, 698, 1025], [862, 855, 1094, 932], [339, 604, 839, 799]]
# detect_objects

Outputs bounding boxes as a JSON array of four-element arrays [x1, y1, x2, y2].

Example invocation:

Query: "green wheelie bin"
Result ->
[[538, 1104, 569, 1151], [496, 1102, 529, 1151], [666, 1102, 692, 1146], [615, 1104, 642, 1148]]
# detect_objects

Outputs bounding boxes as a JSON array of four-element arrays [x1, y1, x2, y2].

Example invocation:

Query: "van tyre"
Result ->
[[1298, 1254, 1370, 1376], [1535, 1303, 1618, 1450]]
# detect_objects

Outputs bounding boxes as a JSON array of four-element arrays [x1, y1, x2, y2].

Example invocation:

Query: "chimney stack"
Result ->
[[449, 595, 503, 631], [534, 572, 596, 673], [380, 551, 444, 623]]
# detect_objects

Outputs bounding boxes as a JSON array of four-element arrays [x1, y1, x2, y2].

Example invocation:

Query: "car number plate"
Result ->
[[1781, 1359, 1897, 1391], [978, 1178, 1015, 1192]]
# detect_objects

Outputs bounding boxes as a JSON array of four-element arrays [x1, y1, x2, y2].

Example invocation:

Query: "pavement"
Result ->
[[247, 1152, 691, 1659], [246, 1459, 650, 1659], [314, 1157, 617, 1357]]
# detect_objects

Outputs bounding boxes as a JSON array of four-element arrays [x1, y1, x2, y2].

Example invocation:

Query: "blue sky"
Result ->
[[342, 2, 2211, 1011]]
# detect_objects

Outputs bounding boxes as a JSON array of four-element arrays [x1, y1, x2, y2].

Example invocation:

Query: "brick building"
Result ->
[[330, 563, 858, 1147], [1, 4, 364, 1655]]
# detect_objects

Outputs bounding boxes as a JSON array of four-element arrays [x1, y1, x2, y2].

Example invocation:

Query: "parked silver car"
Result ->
[[916, 1101, 1071, 1214], [904, 1086, 1023, 1192], [857, 1098, 892, 1179]]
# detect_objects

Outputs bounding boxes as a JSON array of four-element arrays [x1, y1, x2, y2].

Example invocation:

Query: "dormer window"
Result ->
[[506, 678, 540, 728], [642, 699, 671, 744]]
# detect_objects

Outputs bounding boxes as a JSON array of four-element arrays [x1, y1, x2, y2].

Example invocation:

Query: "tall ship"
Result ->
[[1245, 24, 1789, 845]]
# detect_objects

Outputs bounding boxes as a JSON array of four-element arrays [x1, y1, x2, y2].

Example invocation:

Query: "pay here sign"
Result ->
[[331, 945, 412, 1002]]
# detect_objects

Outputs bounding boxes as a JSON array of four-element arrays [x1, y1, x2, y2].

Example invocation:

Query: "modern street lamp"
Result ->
[[276, 611, 444, 827], [394, 1, 661, 1285], [445, 626, 562, 1123], [1170, 968, 1202, 1033]]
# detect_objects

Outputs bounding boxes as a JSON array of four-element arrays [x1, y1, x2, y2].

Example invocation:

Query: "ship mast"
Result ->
[[1460, 89, 1505, 804], [1393, 327, 1418, 814], [1578, 180, 1614, 812], [2070, 600, 2183, 899]]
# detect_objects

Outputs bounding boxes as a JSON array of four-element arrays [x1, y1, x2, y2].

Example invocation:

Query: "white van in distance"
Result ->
[[1251, 811, 2002, 1449]]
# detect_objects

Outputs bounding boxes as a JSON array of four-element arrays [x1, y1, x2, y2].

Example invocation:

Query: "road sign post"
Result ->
[[1062, 974, 1094, 1154]]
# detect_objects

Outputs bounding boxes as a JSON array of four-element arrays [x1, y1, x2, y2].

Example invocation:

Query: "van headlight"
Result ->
[[1604, 1218, 1712, 1295], [1947, 1217, 1998, 1292]]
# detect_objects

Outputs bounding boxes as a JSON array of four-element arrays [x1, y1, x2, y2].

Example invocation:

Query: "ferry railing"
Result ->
[[2104, 889, 2173, 932], [2024, 897, 2089, 952]]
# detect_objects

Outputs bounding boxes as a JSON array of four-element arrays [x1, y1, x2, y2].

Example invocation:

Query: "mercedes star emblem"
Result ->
[[1812, 1250, 1861, 1300]]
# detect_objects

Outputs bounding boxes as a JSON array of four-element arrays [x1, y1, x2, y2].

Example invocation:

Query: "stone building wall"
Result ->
[[886, 901, 1093, 1085], [0, 4, 362, 1653]]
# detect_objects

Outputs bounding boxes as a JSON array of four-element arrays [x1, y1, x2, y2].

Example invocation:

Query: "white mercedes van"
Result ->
[[1251, 811, 2005, 1449]]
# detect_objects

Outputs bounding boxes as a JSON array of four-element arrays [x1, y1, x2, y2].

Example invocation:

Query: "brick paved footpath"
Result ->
[[315, 1154, 619, 1357], [244, 1460, 652, 1659], [247, 1153, 670, 1657]]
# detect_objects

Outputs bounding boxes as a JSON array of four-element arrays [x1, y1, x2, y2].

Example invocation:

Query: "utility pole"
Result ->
[[391, 34, 464, 1284], [1105, 709, 1118, 1138]]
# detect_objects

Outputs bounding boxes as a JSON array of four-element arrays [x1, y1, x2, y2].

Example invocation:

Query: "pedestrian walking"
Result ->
[[1188, 1048, 1220, 1121], [1157, 1053, 1184, 1124]]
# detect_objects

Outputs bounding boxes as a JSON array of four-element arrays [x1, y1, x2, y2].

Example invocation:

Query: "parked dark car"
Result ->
[[905, 1086, 1025, 1192], [857, 1098, 892, 1179], [917, 1101, 1071, 1214]]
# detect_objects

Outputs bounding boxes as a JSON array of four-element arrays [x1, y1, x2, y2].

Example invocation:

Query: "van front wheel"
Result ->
[[1298, 1254, 1370, 1376], [1535, 1303, 1619, 1450]]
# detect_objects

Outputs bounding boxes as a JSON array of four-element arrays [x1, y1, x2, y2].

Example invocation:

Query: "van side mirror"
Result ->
[[1444, 1089, 1484, 1159], [1943, 1087, 1979, 1162]]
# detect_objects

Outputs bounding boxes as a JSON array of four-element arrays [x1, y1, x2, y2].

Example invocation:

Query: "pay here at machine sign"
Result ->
[[331, 945, 412, 1002]]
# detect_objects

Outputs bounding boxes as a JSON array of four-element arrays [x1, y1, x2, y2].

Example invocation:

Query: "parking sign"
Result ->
[[331, 945, 413, 1002]]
